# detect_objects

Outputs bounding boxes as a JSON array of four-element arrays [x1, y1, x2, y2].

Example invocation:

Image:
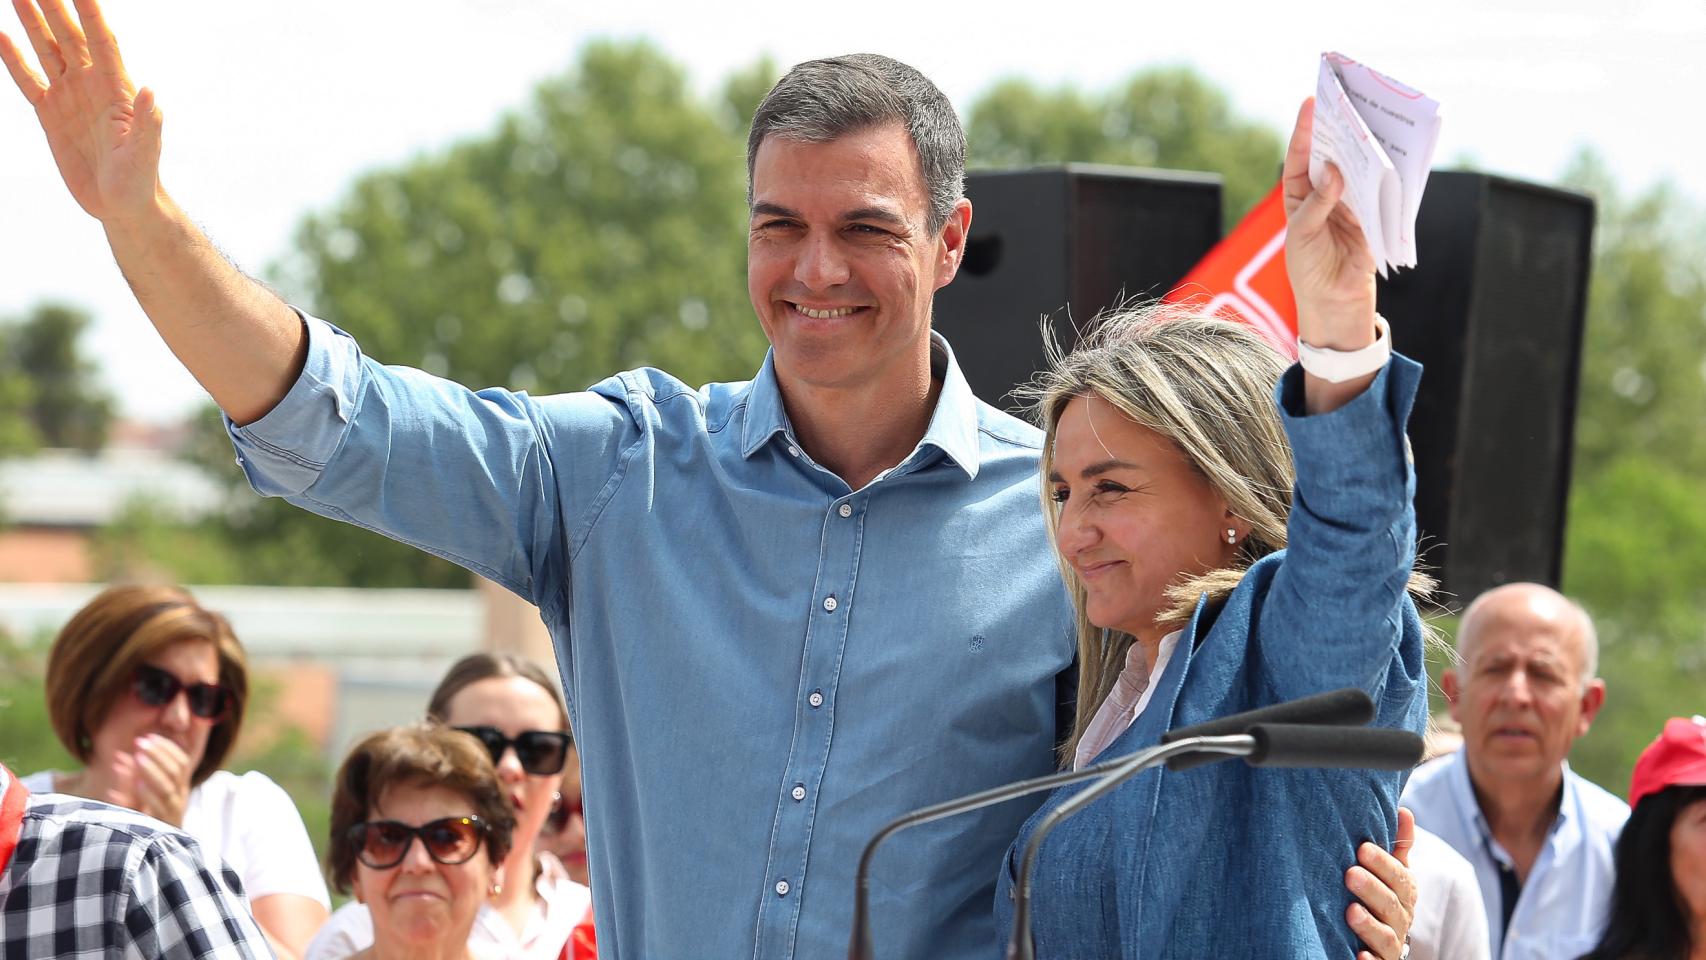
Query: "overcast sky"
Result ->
[[4, 0, 1703, 424]]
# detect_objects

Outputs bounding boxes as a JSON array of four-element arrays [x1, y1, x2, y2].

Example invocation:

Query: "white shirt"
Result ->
[[1406, 826, 1491, 960], [305, 851, 593, 960], [1401, 751, 1628, 960], [24, 768, 330, 909], [1073, 630, 1182, 771]]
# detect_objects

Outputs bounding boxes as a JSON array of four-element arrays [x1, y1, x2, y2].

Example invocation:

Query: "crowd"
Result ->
[[0, 0, 1701, 957]]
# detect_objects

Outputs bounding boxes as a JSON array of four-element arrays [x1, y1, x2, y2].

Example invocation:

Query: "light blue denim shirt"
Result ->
[[227, 314, 1075, 960], [1402, 750, 1629, 960]]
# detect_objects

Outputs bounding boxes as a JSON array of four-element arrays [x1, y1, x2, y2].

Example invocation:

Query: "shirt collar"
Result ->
[[739, 331, 984, 480], [1454, 751, 1575, 849]]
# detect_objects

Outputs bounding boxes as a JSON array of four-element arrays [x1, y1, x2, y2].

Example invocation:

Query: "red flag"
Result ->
[[1165, 183, 1298, 358]]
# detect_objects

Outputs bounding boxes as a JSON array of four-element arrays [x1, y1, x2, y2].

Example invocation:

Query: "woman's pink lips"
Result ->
[[1077, 559, 1125, 580]]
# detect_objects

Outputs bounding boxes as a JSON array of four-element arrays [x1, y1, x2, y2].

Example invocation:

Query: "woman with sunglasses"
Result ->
[[309, 653, 593, 959], [28, 584, 330, 959], [326, 722, 517, 960]]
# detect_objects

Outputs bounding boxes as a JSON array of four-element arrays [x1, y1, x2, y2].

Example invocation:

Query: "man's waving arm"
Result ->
[[1, 0, 303, 424]]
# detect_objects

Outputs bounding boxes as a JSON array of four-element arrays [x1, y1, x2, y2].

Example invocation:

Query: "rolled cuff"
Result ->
[[224, 310, 363, 498]]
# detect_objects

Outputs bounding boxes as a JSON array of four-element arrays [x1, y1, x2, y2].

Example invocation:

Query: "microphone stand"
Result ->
[[846, 747, 1214, 960], [1005, 735, 1257, 960]]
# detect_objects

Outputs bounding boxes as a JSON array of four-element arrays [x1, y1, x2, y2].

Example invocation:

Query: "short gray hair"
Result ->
[[746, 53, 965, 235]]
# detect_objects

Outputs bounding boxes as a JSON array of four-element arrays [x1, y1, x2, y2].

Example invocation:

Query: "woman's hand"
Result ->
[[130, 733, 194, 827], [1347, 807, 1418, 960], [1281, 97, 1383, 413], [0, 0, 165, 223]]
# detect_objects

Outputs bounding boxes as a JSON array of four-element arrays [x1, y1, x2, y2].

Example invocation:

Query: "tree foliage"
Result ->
[[0, 303, 114, 455], [1555, 152, 1706, 790], [965, 67, 1285, 226]]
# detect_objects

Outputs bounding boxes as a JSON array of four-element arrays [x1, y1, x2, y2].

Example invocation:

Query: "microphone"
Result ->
[[1161, 687, 1375, 770], [1006, 719, 1423, 960], [846, 688, 1379, 959], [1244, 723, 1423, 770]]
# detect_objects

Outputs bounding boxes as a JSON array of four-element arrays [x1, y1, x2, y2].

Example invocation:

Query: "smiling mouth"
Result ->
[[789, 303, 862, 320], [1077, 560, 1125, 580]]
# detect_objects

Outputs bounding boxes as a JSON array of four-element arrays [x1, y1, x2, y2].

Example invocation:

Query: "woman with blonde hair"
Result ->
[[28, 583, 330, 958], [994, 101, 1429, 959]]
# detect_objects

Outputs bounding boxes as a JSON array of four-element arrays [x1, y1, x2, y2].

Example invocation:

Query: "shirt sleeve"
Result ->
[[119, 831, 272, 959], [225, 311, 642, 610], [1253, 354, 1427, 700], [228, 771, 330, 908]]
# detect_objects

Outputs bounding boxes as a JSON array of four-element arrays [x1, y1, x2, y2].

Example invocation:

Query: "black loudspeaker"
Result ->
[[934, 165, 1223, 407], [1379, 171, 1595, 606]]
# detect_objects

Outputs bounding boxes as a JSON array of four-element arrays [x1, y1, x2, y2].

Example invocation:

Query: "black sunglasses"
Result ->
[[545, 794, 583, 834], [453, 726, 572, 776], [349, 816, 486, 869], [131, 663, 232, 721]]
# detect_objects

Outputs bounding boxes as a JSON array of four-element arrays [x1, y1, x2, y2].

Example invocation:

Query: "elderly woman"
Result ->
[[26, 584, 329, 958], [309, 654, 592, 959], [326, 723, 517, 960], [1580, 716, 1706, 960], [994, 100, 1429, 958]]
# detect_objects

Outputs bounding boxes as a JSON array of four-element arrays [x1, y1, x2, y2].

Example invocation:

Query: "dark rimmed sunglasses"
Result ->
[[348, 815, 486, 869], [545, 794, 583, 834], [131, 663, 232, 722], [453, 726, 572, 776]]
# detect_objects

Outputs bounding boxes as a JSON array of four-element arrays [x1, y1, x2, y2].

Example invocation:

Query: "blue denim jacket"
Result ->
[[994, 356, 1430, 959]]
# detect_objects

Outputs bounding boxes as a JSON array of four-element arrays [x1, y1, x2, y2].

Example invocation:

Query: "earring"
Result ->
[[491, 882, 504, 896], [1225, 528, 1237, 544]]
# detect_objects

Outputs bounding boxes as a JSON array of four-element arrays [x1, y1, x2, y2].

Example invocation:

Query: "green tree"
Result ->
[[0, 303, 114, 453], [965, 67, 1285, 226], [1554, 151, 1706, 791]]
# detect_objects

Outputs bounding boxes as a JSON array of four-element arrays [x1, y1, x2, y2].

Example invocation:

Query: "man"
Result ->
[[1, 4, 1415, 957], [1403, 582, 1629, 959], [0, 762, 270, 958]]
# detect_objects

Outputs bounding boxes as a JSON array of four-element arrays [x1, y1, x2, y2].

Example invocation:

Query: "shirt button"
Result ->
[[775, 879, 791, 897], [787, 445, 800, 457], [838, 503, 852, 518], [823, 595, 838, 612], [808, 690, 824, 708], [791, 784, 806, 802]]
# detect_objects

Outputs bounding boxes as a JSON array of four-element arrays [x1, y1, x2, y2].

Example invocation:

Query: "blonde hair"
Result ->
[[44, 584, 249, 785], [1023, 303, 1431, 766]]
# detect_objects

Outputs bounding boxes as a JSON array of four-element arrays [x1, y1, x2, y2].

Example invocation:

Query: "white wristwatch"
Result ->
[[1297, 315, 1391, 383]]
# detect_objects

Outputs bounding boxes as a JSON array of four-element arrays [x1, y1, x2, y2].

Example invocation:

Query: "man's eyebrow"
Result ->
[[750, 202, 800, 220], [842, 206, 908, 227]]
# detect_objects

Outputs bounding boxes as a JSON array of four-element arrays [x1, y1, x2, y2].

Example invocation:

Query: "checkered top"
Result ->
[[0, 775, 271, 959]]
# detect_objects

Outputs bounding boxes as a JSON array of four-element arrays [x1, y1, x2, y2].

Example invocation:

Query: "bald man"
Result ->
[[1402, 583, 1628, 960]]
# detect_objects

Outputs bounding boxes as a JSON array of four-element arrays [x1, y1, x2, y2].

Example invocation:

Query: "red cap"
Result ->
[[1629, 716, 1706, 810]]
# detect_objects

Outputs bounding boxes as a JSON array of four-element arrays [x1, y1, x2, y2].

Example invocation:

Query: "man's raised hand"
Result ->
[[1, 0, 163, 223]]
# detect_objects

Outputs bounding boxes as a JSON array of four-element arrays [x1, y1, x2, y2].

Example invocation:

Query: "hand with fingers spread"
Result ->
[[1, 0, 163, 223]]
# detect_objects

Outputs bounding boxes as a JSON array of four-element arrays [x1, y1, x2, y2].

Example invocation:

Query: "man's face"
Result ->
[[1444, 587, 1604, 788], [747, 122, 968, 394]]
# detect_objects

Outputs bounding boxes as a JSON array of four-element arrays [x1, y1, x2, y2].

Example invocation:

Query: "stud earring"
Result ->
[[1226, 528, 1237, 544], [491, 882, 504, 896]]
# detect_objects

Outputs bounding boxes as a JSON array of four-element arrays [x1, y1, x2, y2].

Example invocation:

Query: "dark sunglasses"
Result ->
[[453, 726, 572, 776], [348, 815, 486, 869], [545, 794, 583, 834], [131, 663, 232, 722]]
